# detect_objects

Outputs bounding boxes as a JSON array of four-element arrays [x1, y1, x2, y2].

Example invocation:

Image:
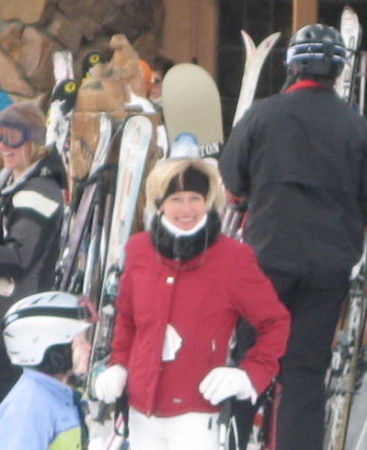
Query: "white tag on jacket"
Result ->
[[162, 324, 183, 361]]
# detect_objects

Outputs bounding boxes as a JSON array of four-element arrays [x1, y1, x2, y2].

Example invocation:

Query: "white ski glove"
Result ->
[[94, 364, 128, 404], [199, 367, 257, 405]]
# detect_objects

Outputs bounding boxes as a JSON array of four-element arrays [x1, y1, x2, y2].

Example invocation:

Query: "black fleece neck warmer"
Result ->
[[150, 209, 222, 261]]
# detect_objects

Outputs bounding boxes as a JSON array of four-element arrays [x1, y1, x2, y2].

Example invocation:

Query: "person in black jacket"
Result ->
[[0, 101, 67, 402], [219, 24, 367, 450]]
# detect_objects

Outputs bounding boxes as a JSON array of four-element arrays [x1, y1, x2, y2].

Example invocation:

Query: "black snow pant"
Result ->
[[262, 268, 350, 450]]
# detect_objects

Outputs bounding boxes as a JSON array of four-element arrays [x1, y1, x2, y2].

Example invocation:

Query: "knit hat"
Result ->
[[0, 101, 46, 146], [162, 165, 209, 204]]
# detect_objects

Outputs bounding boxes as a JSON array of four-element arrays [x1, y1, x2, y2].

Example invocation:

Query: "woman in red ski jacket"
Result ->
[[95, 158, 290, 450]]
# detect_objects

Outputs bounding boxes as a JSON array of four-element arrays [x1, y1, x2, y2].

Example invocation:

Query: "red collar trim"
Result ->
[[285, 80, 329, 93]]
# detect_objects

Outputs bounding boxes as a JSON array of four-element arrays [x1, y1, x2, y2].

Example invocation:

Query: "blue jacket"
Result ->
[[0, 368, 84, 449]]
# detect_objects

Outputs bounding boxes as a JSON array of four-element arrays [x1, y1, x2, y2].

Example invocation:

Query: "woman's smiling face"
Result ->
[[160, 191, 207, 231]]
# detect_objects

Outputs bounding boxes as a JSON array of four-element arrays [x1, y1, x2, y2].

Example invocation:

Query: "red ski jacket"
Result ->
[[111, 231, 290, 417]]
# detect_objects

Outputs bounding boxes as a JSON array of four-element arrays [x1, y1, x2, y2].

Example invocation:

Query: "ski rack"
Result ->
[[323, 237, 367, 450], [86, 114, 153, 398], [323, 8, 367, 449]]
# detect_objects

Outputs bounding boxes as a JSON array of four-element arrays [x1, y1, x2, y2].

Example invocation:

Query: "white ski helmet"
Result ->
[[2, 291, 98, 367]]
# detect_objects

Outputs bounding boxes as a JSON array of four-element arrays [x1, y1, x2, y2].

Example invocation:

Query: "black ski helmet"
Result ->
[[286, 24, 346, 78]]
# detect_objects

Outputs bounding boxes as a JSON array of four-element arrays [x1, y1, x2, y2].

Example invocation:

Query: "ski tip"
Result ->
[[240, 30, 281, 54], [340, 5, 360, 27], [240, 30, 256, 56], [261, 31, 282, 48]]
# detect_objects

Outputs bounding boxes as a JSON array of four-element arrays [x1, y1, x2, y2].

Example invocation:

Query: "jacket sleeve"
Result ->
[[0, 185, 62, 278], [219, 107, 256, 198], [229, 244, 290, 394], [110, 267, 136, 368]]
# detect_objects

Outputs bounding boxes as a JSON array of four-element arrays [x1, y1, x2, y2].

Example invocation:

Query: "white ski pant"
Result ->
[[129, 407, 220, 450]]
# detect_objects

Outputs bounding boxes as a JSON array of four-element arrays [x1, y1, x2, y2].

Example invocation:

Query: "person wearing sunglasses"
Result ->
[[0, 101, 67, 403], [0, 291, 97, 450]]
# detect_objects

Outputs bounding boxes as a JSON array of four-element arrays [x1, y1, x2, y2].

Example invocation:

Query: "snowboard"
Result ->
[[162, 62, 223, 158], [87, 114, 153, 398], [233, 30, 281, 126], [334, 6, 362, 103]]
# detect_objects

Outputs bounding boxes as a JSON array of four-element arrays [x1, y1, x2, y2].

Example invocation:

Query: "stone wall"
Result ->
[[0, 0, 165, 107]]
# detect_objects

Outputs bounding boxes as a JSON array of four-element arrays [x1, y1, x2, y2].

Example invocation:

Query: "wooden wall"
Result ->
[[162, 0, 218, 76], [162, 0, 318, 78], [293, 0, 318, 31]]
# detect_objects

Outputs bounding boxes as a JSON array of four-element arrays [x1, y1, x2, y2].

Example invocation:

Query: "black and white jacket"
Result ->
[[0, 146, 67, 318]]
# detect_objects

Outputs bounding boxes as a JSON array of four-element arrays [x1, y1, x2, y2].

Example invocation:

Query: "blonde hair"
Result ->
[[145, 158, 225, 211], [29, 142, 51, 163], [0, 142, 51, 169]]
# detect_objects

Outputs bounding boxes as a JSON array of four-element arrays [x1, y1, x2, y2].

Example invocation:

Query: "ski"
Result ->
[[55, 112, 113, 292], [80, 169, 110, 301], [46, 50, 78, 170], [223, 29, 281, 239], [220, 29, 281, 450], [334, 6, 362, 104], [323, 239, 367, 450], [323, 9, 365, 449], [232, 30, 281, 126], [87, 114, 153, 398], [357, 51, 367, 115]]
